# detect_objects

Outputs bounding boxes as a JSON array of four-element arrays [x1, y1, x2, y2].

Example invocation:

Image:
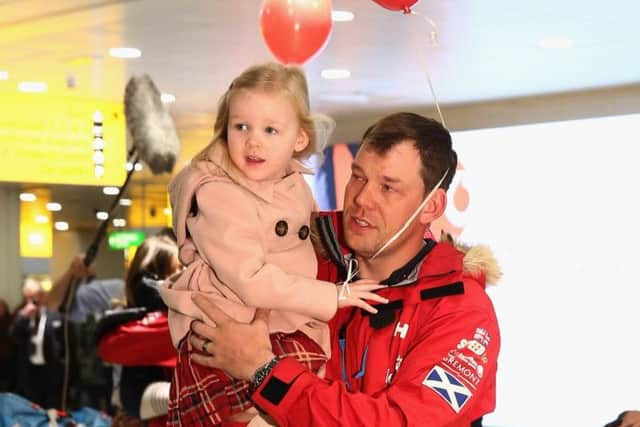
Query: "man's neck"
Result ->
[[355, 257, 392, 281]]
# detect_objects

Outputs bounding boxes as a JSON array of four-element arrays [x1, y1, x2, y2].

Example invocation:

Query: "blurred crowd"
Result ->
[[0, 228, 179, 426]]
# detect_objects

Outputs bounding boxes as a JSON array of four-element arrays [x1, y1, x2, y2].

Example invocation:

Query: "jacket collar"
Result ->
[[316, 212, 463, 287], [379, 239, 438, 286]]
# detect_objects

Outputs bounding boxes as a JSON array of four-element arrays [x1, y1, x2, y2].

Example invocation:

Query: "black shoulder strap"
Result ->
[[362, 282, 465, 329]]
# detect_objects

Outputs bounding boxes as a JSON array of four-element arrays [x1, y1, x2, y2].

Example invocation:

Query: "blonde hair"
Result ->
[[193, 62, 317, 163]]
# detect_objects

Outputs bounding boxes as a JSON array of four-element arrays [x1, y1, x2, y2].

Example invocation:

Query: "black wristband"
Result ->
[[250, 356, 280, 393]]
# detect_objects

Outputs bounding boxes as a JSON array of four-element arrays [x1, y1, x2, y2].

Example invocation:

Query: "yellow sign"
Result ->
[[0, 93, 127, 186], [20, 189, 52, 258], [127, 184, 172, 228]]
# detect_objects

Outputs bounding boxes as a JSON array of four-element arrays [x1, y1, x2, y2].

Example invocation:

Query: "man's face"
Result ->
[[343, 140, 427, 259]]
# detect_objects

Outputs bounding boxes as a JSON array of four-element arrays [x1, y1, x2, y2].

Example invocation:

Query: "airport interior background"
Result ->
[[1, 1, 639, 425]]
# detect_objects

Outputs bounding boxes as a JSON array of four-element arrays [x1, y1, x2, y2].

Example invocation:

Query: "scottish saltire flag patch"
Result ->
[[422, 365, 472, 413]]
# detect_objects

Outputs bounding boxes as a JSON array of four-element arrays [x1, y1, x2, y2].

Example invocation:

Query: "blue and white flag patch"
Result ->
[[422, 365, 472, 413]]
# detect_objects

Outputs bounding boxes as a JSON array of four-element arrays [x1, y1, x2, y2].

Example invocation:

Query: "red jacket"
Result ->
[[98, 311, 176, 368], [251, 214, 501, 426]]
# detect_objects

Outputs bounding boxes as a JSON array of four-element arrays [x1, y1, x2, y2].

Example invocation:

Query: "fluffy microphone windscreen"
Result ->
[[124, 75, 180, 174]]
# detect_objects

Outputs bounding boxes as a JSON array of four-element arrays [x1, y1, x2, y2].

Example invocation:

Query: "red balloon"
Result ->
[[260, 0, 333, 65], [372, 0, 419, 13]]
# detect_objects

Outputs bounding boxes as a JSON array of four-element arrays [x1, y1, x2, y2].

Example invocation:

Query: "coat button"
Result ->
[[298, 225, 310, 240], [275, 220, 288, 237]]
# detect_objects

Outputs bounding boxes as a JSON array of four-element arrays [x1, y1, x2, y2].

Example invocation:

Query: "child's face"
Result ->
[[227, 89, 309, 182]]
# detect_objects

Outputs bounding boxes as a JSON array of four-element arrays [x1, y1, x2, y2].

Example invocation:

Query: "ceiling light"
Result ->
[[112, 218, 127, 227], [538, 35, 574, 49], [109, 47, 142, 58], [103, 186, 120, 195], [54, 221, 69, 231], [46, 202, 62, 212], [19, 192, 36, 202], [119, 198, 132, 206], [161, 93, 176, 104], [321, 69, 351, 79], [331, 10, 355, 22], [18, 81, 47, 93], [0, 71, 8, 80], [35, 215, 49, 224], [96, 211, 109, 220]]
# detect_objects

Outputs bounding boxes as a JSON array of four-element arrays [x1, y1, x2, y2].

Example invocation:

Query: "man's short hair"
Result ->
[[360, 112, 457, 193]]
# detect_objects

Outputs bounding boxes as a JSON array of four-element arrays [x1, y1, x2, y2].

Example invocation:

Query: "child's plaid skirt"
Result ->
[[167, 330, 327, 426]]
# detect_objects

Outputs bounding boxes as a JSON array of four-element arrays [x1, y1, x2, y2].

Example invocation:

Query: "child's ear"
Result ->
[[294, 128, 310, 153]]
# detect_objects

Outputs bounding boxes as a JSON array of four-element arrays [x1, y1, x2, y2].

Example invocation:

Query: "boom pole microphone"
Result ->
[[81, 75, 180, 267], [124, 74, 180, 175]]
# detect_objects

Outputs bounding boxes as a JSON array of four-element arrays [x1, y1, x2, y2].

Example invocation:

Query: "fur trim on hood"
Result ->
[[440, 232, 502, 286]]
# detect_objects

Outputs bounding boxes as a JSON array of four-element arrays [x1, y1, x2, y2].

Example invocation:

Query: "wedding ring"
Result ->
[[201, 338, 210, 354]]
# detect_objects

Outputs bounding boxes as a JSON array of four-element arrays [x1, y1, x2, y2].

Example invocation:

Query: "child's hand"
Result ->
[[337, 280, 389, 314]]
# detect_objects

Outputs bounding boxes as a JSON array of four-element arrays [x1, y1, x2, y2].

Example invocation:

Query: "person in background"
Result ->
[[43, 254, 125, 412], [11, 278, 64, 409], [189, 112, 502, 426], [155, 226, 177, 243], [45, 255, 124, 322], [0, 297, 16, 392], [98, 235, 181, 427]]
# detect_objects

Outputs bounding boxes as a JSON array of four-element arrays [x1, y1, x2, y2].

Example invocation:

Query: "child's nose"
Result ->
[[246, 130, 261, 146]]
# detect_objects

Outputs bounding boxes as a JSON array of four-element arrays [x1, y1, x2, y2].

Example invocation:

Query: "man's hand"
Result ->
[[69, 254, 95, 279], [20, 301, 38, 319], [189, 293, 275, 381]]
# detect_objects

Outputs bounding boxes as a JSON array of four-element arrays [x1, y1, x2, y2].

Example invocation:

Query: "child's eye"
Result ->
[[350, 173, 365, 182], [265, 126, 278, 135], [234, 123, 248, 131], [382, 184, 395, 193]]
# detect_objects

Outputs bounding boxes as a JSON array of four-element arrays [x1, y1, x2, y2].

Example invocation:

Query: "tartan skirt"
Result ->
[[167, 330, 327, 426]]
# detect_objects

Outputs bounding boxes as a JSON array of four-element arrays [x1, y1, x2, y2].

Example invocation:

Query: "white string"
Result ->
[[409, 10, 447, 129], [370, 168, 449, 260], [338, 257, 359, 300]]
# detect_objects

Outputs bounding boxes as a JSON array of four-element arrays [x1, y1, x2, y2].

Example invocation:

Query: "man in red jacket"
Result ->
[[189, 112, 501, 426]]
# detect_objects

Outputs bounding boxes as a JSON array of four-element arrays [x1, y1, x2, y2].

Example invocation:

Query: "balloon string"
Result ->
[[338, 257, 359, 300], [409, 10, 447, 129]]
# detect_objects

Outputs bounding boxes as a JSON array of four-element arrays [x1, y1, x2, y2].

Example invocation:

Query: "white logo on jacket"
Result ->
[[394, 322, 409, 339]]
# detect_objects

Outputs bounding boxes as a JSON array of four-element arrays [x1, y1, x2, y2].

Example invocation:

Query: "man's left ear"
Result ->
[[419, 188, 447, 224], [294, 128, 310, 153]]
